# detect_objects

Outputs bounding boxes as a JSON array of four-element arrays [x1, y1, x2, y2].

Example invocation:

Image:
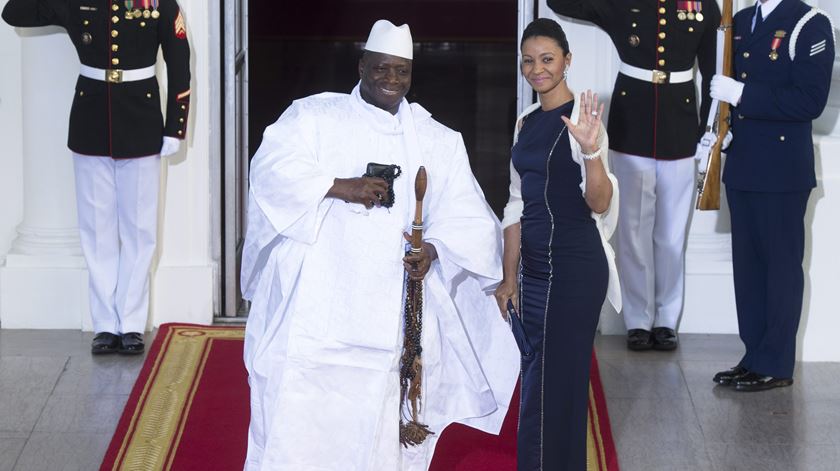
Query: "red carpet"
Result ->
[[101, 324, 618, 470]]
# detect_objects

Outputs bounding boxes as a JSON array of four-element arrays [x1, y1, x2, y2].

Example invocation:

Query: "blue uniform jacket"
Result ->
[[724, 0, 835, 192]]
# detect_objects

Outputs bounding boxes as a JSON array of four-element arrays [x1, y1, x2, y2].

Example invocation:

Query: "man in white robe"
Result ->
[[240, 19, 520, 471]]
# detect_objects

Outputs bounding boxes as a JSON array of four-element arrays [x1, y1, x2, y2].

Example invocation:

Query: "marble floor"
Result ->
[[1, 330, 839, 471]]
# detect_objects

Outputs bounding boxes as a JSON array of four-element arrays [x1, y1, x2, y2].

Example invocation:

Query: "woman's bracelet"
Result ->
[[582, 147, 602, 160]]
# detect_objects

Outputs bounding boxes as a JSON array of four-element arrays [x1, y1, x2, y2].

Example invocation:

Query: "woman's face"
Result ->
[[520, 36, 571, 95]]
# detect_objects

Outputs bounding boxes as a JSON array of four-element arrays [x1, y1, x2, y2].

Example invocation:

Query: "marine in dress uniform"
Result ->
[[710, 0, 834, 392], [2, 0, 190, 354], [547, 0, 720, 350]]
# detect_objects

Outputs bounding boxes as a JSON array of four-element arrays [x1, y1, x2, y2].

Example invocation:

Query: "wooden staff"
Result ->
[[399, 166, 433, 447], [697, 0, 733, 210]]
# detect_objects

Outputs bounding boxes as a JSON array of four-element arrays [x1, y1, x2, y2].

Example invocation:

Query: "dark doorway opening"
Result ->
[[248, 0, 518, 215]]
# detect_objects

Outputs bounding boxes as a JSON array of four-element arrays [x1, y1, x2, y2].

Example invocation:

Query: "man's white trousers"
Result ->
[[72, 153, 160, 334], [610, 151, 694, 331]]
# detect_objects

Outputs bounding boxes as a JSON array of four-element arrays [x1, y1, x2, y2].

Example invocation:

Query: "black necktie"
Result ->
[[753, 6, 764, 33]]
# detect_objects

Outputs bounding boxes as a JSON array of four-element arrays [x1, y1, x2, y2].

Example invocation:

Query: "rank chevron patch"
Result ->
[[811, 39, 827, 56], [174, 10, 186, 39]]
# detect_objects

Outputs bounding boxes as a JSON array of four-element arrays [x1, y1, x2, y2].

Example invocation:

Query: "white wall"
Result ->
[[537, 0, 738, 336], [0, 0, 217, 330], [1, 0, 838, 362], [148, 0, 216, 327], [538, 0, 840, 361], [0, 18, 24, 262]]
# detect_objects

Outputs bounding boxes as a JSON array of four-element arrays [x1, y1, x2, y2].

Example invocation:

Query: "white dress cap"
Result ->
[[364, 19, 413, 60]]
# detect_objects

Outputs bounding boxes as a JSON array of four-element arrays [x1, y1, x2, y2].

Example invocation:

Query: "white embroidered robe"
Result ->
[[241, 85, 519, 471]]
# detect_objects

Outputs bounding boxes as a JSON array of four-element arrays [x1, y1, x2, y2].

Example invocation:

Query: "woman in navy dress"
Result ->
[[495, 18, 621, 471]]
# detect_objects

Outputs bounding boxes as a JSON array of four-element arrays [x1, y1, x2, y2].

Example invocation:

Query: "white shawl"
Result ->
[[500, 99, 622, 312]]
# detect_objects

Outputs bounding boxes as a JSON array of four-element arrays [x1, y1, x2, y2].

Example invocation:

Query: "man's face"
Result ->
[[358, 51, 412, 115]]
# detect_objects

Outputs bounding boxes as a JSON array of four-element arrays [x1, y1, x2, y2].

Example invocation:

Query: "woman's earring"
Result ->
[[562, 68, 569, 81]]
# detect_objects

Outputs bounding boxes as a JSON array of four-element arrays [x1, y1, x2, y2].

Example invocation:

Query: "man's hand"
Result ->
[[721, 130, 733, 150], [327, 177, 389, 209], [160, 136, 181, 157], [695, 130, 733, 171], [694, 131, 716, 163], [402, 233, 437, 281], [711, 75, 745, 106]]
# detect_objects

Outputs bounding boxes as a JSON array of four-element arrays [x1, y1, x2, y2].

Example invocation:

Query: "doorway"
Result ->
[[221, 0, 522, 317]]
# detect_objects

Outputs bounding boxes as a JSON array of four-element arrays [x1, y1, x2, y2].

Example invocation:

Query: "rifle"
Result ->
[[399, 166, 433, 447], [696, 0, 734, 210]]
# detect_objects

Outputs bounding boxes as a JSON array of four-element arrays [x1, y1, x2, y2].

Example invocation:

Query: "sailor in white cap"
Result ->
[[241, 19, 519, 470]]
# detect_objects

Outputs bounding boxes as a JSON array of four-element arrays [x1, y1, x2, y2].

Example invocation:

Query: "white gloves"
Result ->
[[721, 130, 733, 150], [160, 136, 181, 157], [694, 131, 715, 160], [710, 75, 744, 106], [694, 131, 733, 171], [694, 131, 715, 170]]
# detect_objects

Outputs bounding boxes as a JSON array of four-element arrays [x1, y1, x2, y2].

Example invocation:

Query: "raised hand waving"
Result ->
[[561, 90, 604, 156]]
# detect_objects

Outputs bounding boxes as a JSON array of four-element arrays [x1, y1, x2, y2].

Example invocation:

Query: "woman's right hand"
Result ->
[[561, 89, 604, 155], [494, 279, 518, 321]]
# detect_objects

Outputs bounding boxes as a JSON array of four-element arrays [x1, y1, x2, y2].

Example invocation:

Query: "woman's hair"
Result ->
[[521, 18, 570, 55]]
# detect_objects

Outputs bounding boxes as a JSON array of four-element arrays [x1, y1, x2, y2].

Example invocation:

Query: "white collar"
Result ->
[[756, 0, 783, 20], [350, 82, 405, 135]]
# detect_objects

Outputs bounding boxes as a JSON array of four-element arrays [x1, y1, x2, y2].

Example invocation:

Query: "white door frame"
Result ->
[[219, 0, 249, 318], [518, 0, 537, 114]]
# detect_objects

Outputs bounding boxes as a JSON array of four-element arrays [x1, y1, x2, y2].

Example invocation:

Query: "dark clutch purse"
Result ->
[[507, 299, 534, 359], [363, 162, 402, 208]]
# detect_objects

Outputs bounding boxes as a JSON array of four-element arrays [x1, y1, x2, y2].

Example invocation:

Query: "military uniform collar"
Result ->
[[755, 0, 783, 21]]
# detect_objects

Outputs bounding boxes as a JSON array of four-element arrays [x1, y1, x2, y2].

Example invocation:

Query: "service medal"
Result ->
[[133, 9, 142, 18], [769, 36, 783, 61], [687, 12, 695, 20], [81, 32, 92, 45], [678, 11, 687, 21], [142, 9, 150, 18], [151, 9, 160, 19], [696, 12, 704, 22], [629, 35, 640, 47]]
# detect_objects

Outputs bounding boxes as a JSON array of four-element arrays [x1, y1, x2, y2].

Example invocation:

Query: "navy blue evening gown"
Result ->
[[513, 101, 608, 471]]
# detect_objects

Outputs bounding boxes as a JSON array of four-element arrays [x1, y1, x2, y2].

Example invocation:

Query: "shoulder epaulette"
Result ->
[[789, 8, 836, 61]]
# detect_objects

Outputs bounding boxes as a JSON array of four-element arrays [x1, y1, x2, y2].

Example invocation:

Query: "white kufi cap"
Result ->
[[364, 19, 413, 60]]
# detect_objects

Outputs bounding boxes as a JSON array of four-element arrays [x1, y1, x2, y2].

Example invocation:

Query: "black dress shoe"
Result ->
[[652, 327, 678, 351], [713, 366, 749, 385], [119, 332, 145, 355], [627, 329, 653, 351], [91, 332, 120, 354], [733, 372, 793, 392]]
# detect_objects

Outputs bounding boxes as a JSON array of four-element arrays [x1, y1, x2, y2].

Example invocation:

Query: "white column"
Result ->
[[813, 0, 840, 136], [797, 0, 840, 361], [147, 0, 216, 327], [0, 5, 218, 331], [0, 28, 89, 329], [681, 199, 737, 334]]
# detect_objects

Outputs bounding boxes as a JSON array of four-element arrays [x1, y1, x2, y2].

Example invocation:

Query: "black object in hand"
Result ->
[[363, 162, 402, 208]]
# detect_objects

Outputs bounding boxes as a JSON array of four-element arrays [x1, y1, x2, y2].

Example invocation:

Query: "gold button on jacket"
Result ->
[[1, 0, 192, 158], [547, 0, 722, 159]]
